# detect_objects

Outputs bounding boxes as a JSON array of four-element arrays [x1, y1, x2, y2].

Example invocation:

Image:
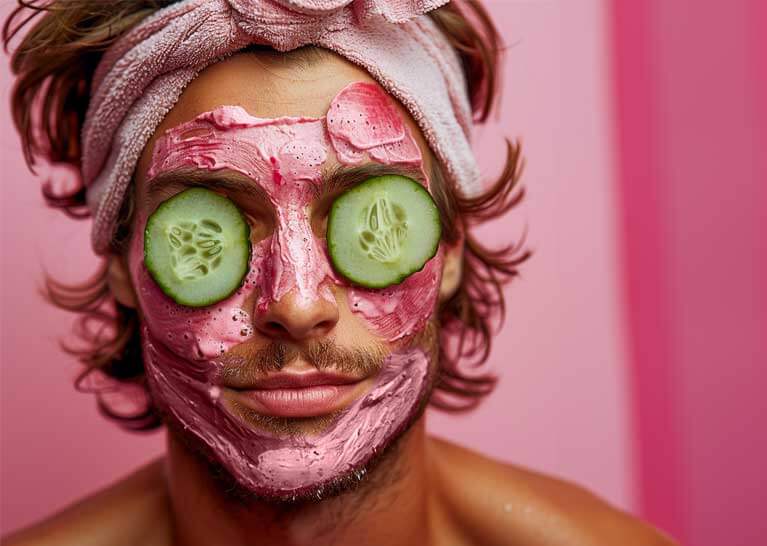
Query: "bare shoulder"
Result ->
[[428, 437, 679, 546], [1, 458, 171, 546]]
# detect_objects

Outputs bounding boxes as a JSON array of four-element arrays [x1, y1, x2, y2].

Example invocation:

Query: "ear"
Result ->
[[107, 254, 138, 308], [439, 240, 463, 303]]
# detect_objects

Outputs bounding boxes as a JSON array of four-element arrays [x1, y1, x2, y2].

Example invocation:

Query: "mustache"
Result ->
[[218, 339, 388, 384]]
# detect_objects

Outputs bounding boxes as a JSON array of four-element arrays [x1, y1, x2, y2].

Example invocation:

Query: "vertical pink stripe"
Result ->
[[658, 1, 767, 544], [610, 0, 767, 543], [607, 1, 687, 542]]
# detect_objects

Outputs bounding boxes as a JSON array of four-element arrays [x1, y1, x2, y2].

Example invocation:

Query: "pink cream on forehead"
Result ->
[[130, 82, 441, 493]]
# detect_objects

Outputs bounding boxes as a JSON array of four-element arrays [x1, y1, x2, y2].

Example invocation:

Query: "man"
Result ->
[[2, 0, 676, 544]]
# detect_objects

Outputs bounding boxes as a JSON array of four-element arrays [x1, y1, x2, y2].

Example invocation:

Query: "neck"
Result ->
[[164, 417, 433, 546]]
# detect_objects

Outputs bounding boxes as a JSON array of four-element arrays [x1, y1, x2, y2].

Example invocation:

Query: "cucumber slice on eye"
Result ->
[[327, 175, 441, 288], [144, 187, 251, 307]]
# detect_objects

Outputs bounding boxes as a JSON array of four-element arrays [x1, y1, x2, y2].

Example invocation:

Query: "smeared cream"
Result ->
[[326, 82, 422, 167], [347, 247, 443, 342], [132, 82, 443, 494], [144, 329, 429, 494], [149, 109, 334, 313]]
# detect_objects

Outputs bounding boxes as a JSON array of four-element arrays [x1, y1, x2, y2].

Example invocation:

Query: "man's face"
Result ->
[[123, 51, 457, 500]]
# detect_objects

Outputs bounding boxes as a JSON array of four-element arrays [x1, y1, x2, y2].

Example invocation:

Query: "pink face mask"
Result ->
[[130, 82, 443, 496]]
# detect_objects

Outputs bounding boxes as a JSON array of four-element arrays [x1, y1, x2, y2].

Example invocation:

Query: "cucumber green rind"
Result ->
[[327, 175, 441, 289], [144, 187, 251, 308]]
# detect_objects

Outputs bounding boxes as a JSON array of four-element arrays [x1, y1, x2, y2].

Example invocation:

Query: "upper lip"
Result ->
[[225, 371, 366, 391]]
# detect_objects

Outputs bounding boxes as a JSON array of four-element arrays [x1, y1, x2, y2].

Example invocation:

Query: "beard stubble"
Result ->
[[155, 321, 439, 508]]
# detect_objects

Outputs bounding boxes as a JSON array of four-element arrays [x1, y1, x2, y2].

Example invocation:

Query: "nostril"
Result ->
[[255, 293, 340, 340], [314, 319, 336, 333], [263, 320, 289, 335]]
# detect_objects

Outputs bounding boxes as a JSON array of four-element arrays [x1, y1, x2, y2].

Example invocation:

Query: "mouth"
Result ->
[[223, 371, 373, 418]]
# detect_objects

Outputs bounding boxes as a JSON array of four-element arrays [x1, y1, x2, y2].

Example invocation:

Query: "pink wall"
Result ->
[[1, 0, 635, 534], [431, 0, 634, 511], [610, 0, 767, 543]]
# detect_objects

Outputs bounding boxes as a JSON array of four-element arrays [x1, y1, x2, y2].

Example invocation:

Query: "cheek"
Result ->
[[128, 221, 261, 362], [325, 83, 440, 341], [345, 246, 444, 342]]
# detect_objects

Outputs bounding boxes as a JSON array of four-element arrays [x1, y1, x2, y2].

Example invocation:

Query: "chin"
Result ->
[[162, 373, 433, 507], [148, 340, 437, 504]]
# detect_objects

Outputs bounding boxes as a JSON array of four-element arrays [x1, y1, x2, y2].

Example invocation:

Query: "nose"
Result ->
[[253, 289, 339, 341]]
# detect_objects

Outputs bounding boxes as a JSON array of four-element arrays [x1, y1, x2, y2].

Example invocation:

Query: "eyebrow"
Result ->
[[147, 164, 424, 201], [313, 164, 424, 199], [147, 169, 267, 200]]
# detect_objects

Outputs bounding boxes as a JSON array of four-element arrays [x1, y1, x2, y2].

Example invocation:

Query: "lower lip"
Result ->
[[229, 384, 361, 418]]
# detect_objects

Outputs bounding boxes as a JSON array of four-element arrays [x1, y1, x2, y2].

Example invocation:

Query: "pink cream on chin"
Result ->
[[144, 331, 429, 494], [131, 82, 441, 493]]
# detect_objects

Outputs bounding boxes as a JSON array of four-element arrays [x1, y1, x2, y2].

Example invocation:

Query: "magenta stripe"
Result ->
[[607, 1, 687, 541]]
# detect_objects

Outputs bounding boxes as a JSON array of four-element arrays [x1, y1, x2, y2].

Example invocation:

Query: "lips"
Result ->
[[224, 371, 370, 418]]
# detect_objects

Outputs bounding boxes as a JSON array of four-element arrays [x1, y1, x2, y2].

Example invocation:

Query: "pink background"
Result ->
[[610, 1, 767, 544], [1, 1, 765, 543]]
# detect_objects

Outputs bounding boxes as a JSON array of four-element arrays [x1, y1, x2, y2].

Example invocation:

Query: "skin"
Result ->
[[1, 51, 678, 546], [132, 82, 441, 497]]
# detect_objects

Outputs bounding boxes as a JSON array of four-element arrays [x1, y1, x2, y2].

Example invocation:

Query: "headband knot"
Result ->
[[230, 0, 443, 22], [227, 0, 448, 50]]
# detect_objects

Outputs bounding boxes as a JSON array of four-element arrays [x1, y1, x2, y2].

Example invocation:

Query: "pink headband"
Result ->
[[82, 0, 481, 254]]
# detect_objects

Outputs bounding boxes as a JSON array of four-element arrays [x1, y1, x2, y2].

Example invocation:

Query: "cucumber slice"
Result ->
[[327, 175, 441, 288], [144, 187, 250, 307]]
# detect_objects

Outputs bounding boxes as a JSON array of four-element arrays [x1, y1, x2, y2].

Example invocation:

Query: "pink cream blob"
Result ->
[[326, 82, 422, 167], [131, 82, 442, 493]]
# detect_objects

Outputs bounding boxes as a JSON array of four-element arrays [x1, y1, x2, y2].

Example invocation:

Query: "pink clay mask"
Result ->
[[130, 82, 442, 495]]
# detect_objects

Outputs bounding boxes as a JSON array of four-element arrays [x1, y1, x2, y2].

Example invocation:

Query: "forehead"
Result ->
[[135, 49, 432, 184]]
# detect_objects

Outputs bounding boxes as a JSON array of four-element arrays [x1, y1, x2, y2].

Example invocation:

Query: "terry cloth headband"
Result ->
[[81, 0, 481, 254]]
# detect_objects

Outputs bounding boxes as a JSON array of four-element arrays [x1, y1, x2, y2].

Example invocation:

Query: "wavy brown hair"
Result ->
[[3, 0, 529, 430]]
